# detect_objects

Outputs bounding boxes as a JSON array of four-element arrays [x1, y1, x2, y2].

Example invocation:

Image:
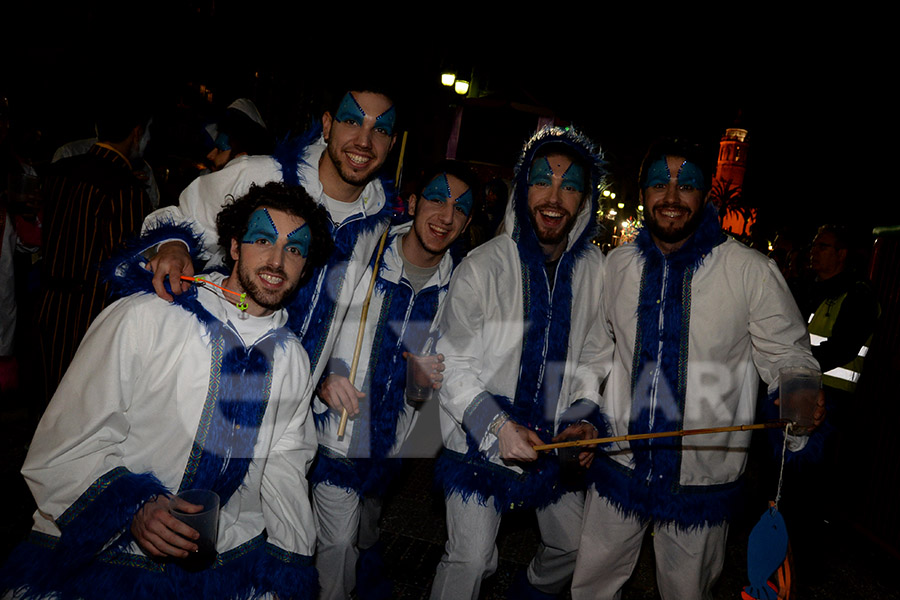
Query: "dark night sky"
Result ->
[[5, 35, 890, 240]]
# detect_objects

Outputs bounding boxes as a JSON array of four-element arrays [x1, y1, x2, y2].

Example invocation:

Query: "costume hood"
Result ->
[[504, 125, 606, 262]]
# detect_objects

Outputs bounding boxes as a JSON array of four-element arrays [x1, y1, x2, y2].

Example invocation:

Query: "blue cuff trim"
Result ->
[[56, 467, 169, 575], [462, 392, 505, 446]]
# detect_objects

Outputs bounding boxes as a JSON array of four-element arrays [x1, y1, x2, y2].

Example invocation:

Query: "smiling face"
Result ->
[[526, 153, 587, 260], [404, 173, 472, 268], [227, 207, 309, 316], [641, 154, 708, 253], [320, 91, 396, 198]]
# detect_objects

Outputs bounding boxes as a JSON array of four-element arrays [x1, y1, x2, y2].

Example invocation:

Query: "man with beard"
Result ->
[[141, 84, 397, 388], [430, 127, 609, 600], [310, 161, 477, 600], [571, 138, 823, 600], [0, 182, 332, 600]]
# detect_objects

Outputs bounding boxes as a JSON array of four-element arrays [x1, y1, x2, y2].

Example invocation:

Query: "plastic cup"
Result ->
[[169, 489, 219, 570], [779, 366, 821, 435], [406, 353, 435, 402]]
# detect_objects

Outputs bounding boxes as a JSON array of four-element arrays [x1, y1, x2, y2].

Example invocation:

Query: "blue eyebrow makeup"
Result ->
[[643, 158, 671, 188], [243, 208, 310, 257], [528, 157, 554, 187], [560, 162, 585, 193], [528, 157, 585, 193], [422, 174, 474, 217], [286, 223, 311, 257], [374, 104, 396, 136], [243, 208, 278, 244], [334, 92, 396, 137], [676, 160, 705, 190], [334, 93, 365, 125], [644, 156, 706, 190]]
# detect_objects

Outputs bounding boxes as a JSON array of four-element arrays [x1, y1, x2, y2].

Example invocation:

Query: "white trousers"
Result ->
[[429, 491, 584, 600], [571, 491, 728, 600], [312, 483, 383, 600]]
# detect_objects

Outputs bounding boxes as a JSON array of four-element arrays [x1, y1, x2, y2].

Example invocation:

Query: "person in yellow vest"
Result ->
[[807, 224, 879, 413], [786, 224, 880, 575]]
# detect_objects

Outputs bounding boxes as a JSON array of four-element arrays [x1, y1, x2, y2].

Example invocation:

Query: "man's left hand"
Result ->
[[552, 422, 600, 468]]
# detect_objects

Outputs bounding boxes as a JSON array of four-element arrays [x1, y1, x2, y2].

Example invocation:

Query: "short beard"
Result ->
[[528, 206, 575, 247], [325, 141, 372, 187], [237, 263, 295, 312], [646, 204, 705, 245]]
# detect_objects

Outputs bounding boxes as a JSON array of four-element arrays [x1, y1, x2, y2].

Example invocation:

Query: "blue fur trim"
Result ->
[[101, 220, 206, 301], [510, 127, 604, 267], [256, 542, 319, 600], [179, 327, 282, 505], [309, 448, 403, 498], [106, 256, 293, 506], [0, 532, 317, 600], [273, 125, 322, 188], [586, 203, 738, 529], [624, 203, 725, 490], [434, 448, 570, 514], [589, 453, 745, 530], [50, 468, 169, 577], [286, 201, 392, 374]]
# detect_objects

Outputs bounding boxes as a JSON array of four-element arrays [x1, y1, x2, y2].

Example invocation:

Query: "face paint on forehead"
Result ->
[[644, 156, 707, 190], [643, 157, 672, 188], [528, 157, 554, 186], [528, 157, 586, 193], [422, 174, 474, 217], [560, 161, 586, 194], [286, 222, 311, 258], [675, 159, 705, 190], [334, 92, 396, 136], [243, 208, 278, 244]]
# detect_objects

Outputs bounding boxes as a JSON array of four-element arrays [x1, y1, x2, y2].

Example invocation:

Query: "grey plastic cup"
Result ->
[[406, 353, 434, 402], [169, 489, 219, 570], [779, 366, 821, 436]]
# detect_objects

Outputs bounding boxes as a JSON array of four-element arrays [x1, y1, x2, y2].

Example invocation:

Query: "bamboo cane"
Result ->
[[337, 131, 408, 438], [532, 420, 790, 452]]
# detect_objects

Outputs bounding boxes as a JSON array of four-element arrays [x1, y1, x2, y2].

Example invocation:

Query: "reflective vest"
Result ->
[[808, 292, 871, 393]]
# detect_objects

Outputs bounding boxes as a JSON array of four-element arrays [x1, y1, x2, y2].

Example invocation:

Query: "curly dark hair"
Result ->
[[216, 181, 333, 277]]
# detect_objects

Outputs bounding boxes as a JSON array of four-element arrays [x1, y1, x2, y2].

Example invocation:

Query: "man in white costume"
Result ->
[[430, 127, 610, 600], [571, 138, 824, 600], [310, 161, 478, 600], [0, 182, 332, 600], [141, 84, 398, 386]]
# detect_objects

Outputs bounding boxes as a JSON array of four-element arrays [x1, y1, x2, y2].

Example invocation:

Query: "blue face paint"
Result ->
[[422, 174, 474, 217], [373, 104, 396, 137], [242, 208, 311, 258], [285, 223, 311, 258], [643, 157, 671, 188], [453, 188, 474, 217], [528, 157, 586, 193], [561, 162, 586, 194], [528, 157, 554, 187], [676, 160, 705, 191], [243, 208, 278, 244], [334, 92, 396, 137], [644, 156, 706, 190], [215, 132, 231, 152]]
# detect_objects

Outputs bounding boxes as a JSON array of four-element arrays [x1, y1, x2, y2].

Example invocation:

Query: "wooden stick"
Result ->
[[532, 421, 789, 452], [337, 131, 409, 438]]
